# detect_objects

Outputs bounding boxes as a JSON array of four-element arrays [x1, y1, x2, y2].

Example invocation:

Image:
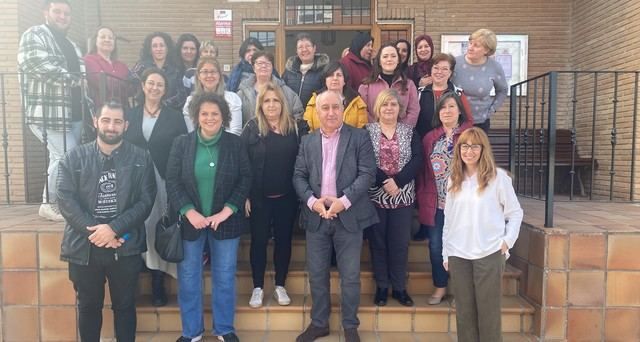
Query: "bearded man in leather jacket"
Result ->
[[57, 100, 156, 342]]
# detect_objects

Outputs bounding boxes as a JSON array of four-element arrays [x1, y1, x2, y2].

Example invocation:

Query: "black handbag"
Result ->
[[155, 213, 184, 263]]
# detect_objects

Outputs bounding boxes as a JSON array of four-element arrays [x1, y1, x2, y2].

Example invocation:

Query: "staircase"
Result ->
[[132, 237, 535, 338]]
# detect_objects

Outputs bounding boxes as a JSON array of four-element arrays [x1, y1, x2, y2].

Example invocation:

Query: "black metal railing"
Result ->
[[509, 71, 640, 227], [0, 71, 137, 204]]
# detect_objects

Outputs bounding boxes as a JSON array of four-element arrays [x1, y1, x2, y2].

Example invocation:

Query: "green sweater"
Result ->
[[180, 129, 238, 216]]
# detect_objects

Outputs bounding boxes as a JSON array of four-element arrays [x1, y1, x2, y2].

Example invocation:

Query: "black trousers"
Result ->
[[68, 251, 143, 342], [367, 205, 413, 290], [250, 193, 298, 288]]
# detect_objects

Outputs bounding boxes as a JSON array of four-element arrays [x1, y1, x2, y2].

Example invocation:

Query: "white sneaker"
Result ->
[[274, 286, 291, 306], [39, 203, 64, 222], [249, 287, 263, 308]]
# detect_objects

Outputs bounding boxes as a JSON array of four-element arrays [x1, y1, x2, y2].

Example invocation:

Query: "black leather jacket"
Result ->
[[57, 141, 156, 265]]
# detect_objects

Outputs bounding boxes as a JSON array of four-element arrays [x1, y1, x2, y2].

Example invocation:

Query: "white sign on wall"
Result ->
[[214, 10, 232, 38]]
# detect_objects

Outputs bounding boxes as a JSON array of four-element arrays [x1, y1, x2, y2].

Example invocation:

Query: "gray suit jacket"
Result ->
[[293, 124, 379, 232]]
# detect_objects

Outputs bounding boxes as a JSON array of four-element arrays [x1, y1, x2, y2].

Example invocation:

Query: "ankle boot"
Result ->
[[151, 270, 168, 307], [374, 287, 388, 306]]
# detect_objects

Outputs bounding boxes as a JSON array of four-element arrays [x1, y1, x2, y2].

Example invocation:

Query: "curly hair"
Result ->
[[188, 92, 231, 130], [139, 32, 176, 65]]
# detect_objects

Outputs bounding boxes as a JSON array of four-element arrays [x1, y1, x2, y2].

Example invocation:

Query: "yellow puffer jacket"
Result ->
[[303, 92, 368, 131]]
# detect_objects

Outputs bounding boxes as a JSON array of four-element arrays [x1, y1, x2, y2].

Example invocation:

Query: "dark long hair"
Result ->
[[238, 37, 264, 59], [432, 91, 468, 128], [319, 61, 358, 105], [175, 33, 200, 70], [363, 42, 409, 92], [396, 39, 412, 72]]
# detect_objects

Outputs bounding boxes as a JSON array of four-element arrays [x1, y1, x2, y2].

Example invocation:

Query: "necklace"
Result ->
[[205, 145, 215, 168], [144, 104, 160, 118]]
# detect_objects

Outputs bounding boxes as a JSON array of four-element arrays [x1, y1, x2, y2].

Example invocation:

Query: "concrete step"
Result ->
[[133, 293, 534, 334], [137, 263, 522, 297], [133, 331, 539, 342], [236, 238, 432, 264]]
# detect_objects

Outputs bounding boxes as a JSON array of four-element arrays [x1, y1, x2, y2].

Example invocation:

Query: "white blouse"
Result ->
[[442, 168, 523, 263], [182, 91, 243, 136]]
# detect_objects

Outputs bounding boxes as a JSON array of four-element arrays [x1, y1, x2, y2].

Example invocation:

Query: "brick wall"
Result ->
[[2, 0, 639, 203], [96, 0, 281, 72], [96, 0, 574, 129], [0, 0, 25, 203], [570, 0, 640, 200]]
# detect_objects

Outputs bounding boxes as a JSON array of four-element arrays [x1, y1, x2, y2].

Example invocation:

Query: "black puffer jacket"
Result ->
[[281, 53, 330, 107], [57, 141, 156, 265]]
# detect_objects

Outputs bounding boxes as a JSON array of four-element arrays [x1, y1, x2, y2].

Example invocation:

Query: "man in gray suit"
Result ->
[[293, 90, 378, 342]]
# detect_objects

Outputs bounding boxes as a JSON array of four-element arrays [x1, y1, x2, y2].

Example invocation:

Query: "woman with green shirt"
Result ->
[[166, 92, 251, 342]]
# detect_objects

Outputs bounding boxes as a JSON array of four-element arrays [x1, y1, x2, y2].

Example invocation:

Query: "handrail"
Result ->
[[509, 70, 640, 227]]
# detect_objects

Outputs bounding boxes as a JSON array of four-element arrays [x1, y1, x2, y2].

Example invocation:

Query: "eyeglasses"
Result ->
[[254, 61, 272, 67], [432, 66, 451, 73], [297, 44, 314, 51], [199, 69, 219, 75], [460, 144, 482, 152]]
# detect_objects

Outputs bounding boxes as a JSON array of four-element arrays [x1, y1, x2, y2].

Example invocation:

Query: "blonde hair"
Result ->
[[373, 88, 404, 121], [200, 40, 219, 57], [448, 127, 497, 194], [469, 28, 497, 56], [194, 57, 225, 96], [254, 82, 296, 137]]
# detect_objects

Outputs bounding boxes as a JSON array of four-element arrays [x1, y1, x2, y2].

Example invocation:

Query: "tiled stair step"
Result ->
[[134, 293, 534, 334], [137, 262, 522, 297], [236, 238, 432, 264], [134, 331, 539, 342]]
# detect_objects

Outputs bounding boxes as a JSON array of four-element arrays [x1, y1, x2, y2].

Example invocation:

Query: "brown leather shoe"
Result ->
[[296, 324, 330, 342], [344, 328, 360, 342]]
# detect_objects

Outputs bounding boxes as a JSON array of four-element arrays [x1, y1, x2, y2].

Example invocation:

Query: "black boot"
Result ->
[[412, 225, 428, 241], [392, 289, 414, 306], [151, 270, 168, 307], [374, 287, 388, 306]]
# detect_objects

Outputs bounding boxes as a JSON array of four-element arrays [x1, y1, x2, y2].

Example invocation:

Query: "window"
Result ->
[[381, 30, 408, 43], [249, 31, 276, 47], [293, 6, 333, 25], [285, 0, 371, 25]]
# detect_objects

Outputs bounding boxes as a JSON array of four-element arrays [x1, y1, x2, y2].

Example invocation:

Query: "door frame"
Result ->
[[243, 2, 414, 70]]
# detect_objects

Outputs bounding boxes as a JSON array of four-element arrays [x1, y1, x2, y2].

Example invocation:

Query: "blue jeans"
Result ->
[[426, 209, 448, 288], [178, 231, 240, 337]]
